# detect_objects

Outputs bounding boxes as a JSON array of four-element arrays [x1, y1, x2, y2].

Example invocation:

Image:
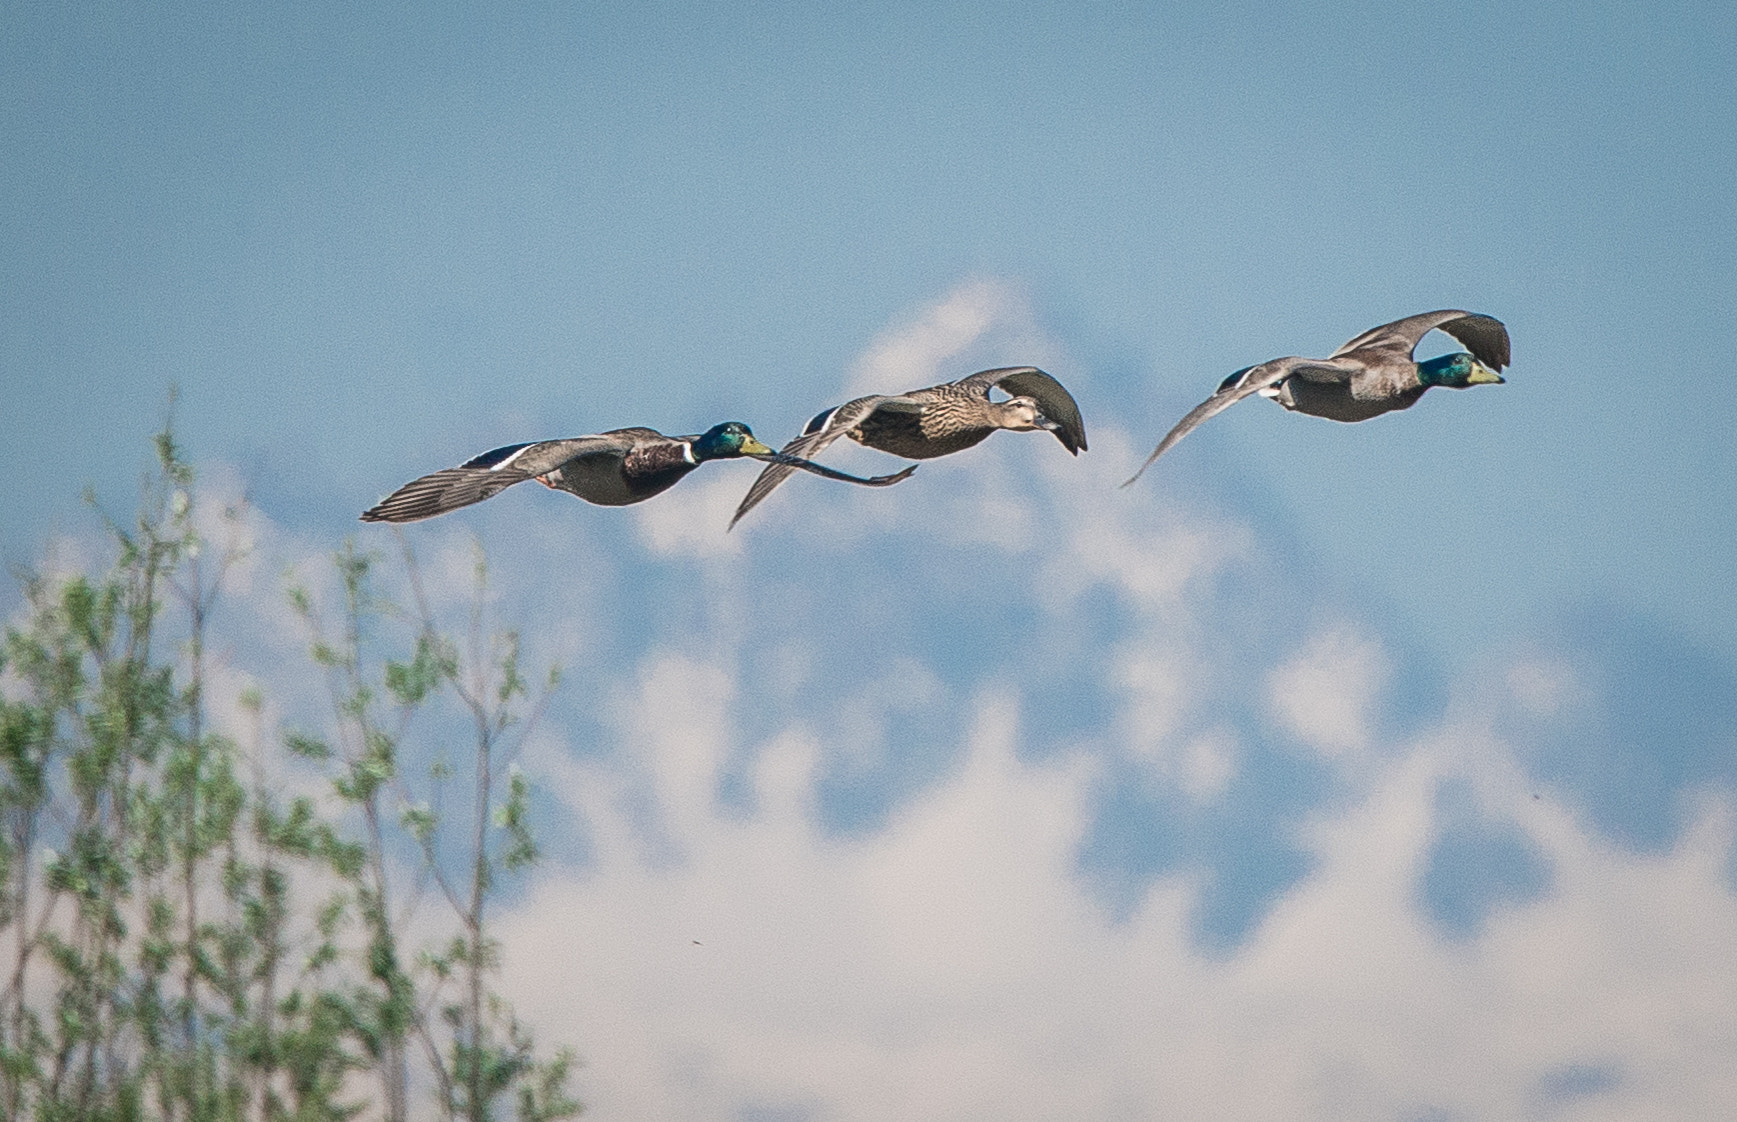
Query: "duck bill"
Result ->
[[1034, 414, 1062, 433], [1467, 365, 1505, 385], [738, 436, 775, 455]]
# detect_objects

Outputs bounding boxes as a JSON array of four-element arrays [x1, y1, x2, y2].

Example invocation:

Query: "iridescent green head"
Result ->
[[691, 421, 774, 461], [1418, 352, 1505, 389]]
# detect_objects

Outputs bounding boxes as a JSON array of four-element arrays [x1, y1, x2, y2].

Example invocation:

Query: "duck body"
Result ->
[[362, 422, 914, 524], [732, 366, 1087, 527], [540, 429, 702, 506], [361, 425, 747, 523], [1126, 310, 1510, 485], [845, 389, 1003, 459], [1254, 360, 1432, 423]]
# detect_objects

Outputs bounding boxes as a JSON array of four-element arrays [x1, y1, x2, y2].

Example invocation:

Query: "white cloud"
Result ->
[[1267, 626, 1389, 760], [1177, 726, 1238, 801], [635, 470, 751, 559], [1025, 427, 1256, 616], [498, 672, 1737, 1121], [845, 278, 1066, 399], [1505, 657, 1586, 719], [614, 652, 738, 855]]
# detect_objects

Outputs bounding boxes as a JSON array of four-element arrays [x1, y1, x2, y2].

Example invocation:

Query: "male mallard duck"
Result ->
[[361, 422, 915, 524], [730, 366, 1087, 527], [1124, 310, 1510, 486]]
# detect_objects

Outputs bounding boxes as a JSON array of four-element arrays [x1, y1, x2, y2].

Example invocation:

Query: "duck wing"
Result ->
[[952, 366, 1088, 454], [729, 394, 921, 528], [1332, 310, 1510, 371], [360, 433, 634, 523], [1122, 358, 1307, 487]]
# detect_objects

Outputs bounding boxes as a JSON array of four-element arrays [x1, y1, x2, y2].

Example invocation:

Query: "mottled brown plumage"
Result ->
[[731, 366, 1087, 528]]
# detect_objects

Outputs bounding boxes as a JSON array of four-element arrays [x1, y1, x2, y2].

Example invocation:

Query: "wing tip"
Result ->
[[1121, 453, 1159, 488], [359, 504, 428, 525]]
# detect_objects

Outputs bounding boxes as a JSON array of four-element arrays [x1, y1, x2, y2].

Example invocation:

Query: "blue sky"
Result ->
[[4, 2, 1736, 1117], [7, 0, 1734, 668]]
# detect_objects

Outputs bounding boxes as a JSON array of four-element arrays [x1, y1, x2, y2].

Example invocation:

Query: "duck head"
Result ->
[[691, 422, 774, 461], [1419, 352, 1506, 389], [994, 395, 1062, 433]]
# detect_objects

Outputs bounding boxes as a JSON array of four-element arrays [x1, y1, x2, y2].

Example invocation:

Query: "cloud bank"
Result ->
[[58, 281, 1733, 1121], [482, 283, 1737, 1119]]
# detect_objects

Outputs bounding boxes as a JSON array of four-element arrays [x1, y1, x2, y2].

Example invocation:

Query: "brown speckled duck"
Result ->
[[730, 366, 1087, 528]]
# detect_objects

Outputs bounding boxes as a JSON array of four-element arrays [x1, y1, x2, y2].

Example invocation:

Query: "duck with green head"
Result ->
[[361, 421, 915, 524], [1124, 310, 1509, 485]]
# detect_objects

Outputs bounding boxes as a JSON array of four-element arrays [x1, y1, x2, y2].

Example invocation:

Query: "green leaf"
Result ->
[[399, 803, 438, 845], [285, 731, 333, 760]]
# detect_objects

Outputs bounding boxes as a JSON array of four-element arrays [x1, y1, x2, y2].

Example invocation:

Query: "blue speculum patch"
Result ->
[[462, 442, 535, 469]]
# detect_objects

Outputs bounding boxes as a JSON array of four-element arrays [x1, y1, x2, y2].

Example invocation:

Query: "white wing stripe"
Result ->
[[490, 445, 536, 471]]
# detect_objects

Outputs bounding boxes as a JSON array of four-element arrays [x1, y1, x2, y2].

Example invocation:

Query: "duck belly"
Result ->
[[853, 411, 992, 459], [1274, 379, 1426, 422], [548, 451, 690, 505]]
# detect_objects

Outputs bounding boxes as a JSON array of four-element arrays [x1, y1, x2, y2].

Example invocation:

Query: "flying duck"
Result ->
[[730, 366, 1087, 528], [362, 422, 914, 524], [1125, 310, 1510, 486]]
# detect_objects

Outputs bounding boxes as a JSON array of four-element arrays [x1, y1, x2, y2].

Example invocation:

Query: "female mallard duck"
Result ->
[[730, 366, 1087, 527], [361, 422, 916, 524], [1124, 310, 1510, 486]]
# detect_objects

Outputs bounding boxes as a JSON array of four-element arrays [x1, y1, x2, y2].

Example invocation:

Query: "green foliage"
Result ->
[[385, 633, 455, 709], [297, 535, 576, 1122], [0, 418, 579, 1121], [493, 770, 539, 874]]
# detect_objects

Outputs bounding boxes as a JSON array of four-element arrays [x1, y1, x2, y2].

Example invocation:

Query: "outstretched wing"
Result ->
[[952, 366, 1088, 454], [1332, 310, 1510, 370], [1122, 359, 1303, 487], [729, 394, 919, 527], [360, 434, 630, 523]]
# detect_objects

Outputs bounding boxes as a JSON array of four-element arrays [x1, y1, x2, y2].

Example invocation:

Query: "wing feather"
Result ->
[[360, 465, 535, 523], [1435, 314, 1510, 370], [1332, 310, 1510, 369], [361, 434, 632, 523], [952, 366, 1088, 454], [1123, 359, 1299, 487], [729, 395, 909, 527]]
